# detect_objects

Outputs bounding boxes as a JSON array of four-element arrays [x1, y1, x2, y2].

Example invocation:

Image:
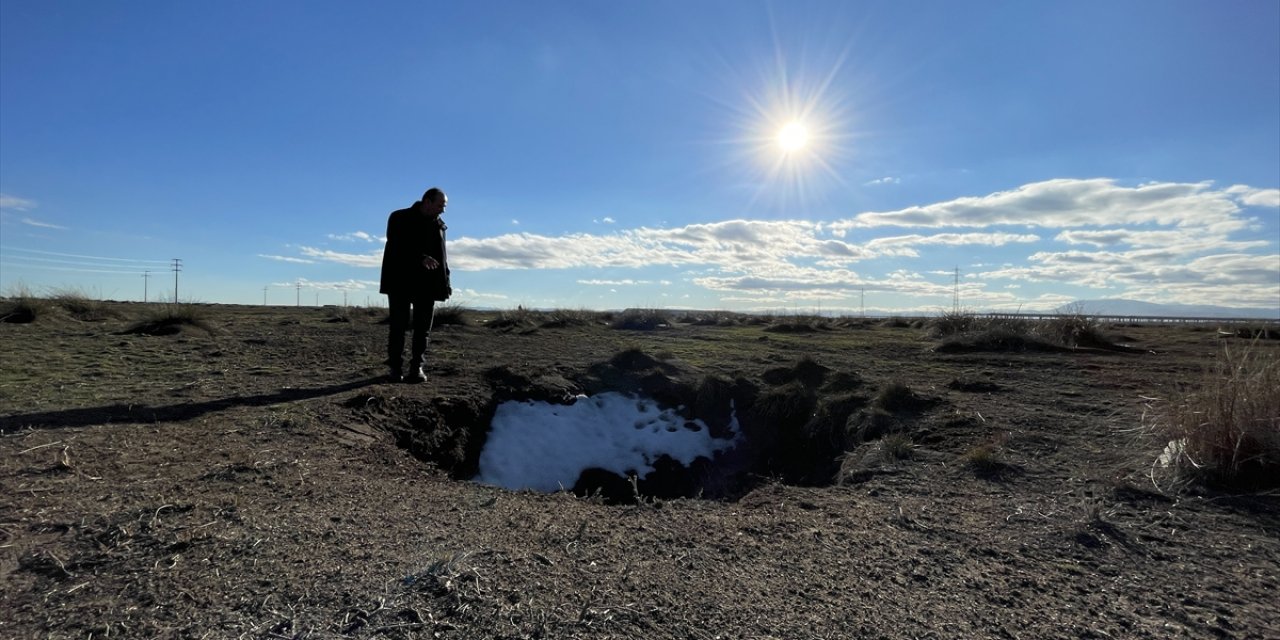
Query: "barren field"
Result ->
[[2, 302, 1278, 639]]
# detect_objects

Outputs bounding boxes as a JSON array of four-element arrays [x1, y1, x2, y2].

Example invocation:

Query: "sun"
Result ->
[[777, 121, 810, 153]]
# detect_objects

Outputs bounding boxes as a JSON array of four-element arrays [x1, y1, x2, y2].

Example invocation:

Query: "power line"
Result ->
[[171, 258, 182, 303], [953, 266, 960, 313], [0, 259, 149, 275], [0, 246, 171, 265]]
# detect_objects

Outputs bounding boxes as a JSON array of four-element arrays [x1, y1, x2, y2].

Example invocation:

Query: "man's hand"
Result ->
[[422, 256, 440, 270]]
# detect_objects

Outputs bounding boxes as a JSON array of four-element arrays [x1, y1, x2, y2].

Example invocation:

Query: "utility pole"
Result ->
[[952, 266, 960, 313], [315, 292, 319, 306], [860, 287, 865, 317], [171, 259, 182, 303], [143, 271, 150, 303], [296, 281, 301, 307], [343, 290, 348, 307], [263, 286, 269, 306]]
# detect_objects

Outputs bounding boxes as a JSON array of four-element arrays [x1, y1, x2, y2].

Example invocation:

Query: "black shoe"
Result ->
[[385, 370, 403, 383], [404, 367, 426, 383]]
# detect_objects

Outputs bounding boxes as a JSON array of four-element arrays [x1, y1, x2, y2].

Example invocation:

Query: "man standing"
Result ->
[[379, 187, 451, 383]]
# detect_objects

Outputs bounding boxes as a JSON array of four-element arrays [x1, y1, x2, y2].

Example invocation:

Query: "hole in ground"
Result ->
[[344, 351, 946, 504]]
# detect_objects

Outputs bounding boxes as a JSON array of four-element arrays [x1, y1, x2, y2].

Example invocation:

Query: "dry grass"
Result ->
[[1, 284, 54, 323], [963, 443, 1004, 475], [609, 308, 671, 330], [880, 433, 915, 460], [1144, 340, 1280, 489], [433, 302, 469, 326], [540, 308, 600, 328], [873, 380, 918, 412], [929, 311, 1128, 352], [486, 306, 540, 331], [123, 303, 214, 335], [49, 288, 117, 321]]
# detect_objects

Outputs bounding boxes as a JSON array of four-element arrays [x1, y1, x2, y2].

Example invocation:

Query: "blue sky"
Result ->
[[2, 1, 1277, 313]]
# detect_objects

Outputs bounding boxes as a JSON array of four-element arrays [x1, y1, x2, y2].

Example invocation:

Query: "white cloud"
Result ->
[[594, 217, 616, 224], [281, 177, 1277, 310], [298, 246, 382, 267], [833, 179, 1248, 232], [0, 194, 37, 211], [865, 176, 900, 186], [270, 278, 376, 290], [327, 231, 380, 243], [259, 254, 316, 264], [452, 288, 509, 301], [1227, 185, 1280, 208], [20, 217, 65, 230], [866, 232, 1039, 248], [577, 279, 652, 286]]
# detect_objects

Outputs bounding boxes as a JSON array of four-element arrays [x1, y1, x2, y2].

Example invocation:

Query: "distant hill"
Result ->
[[1057, 299, 1279, 319]]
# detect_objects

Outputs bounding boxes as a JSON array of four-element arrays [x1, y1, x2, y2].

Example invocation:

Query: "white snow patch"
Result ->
[[474, 392, 739, 492]]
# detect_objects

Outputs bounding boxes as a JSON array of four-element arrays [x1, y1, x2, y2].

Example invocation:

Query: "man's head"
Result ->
[[420, 188, 448, 216]]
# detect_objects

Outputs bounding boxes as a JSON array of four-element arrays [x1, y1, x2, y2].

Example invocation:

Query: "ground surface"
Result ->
[[1, 302, 1277, 639]]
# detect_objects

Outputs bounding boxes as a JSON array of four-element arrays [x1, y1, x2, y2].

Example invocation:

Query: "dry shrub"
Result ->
[[0, 285, 50, 323], [880, 433, 915, 460], [935, 328, 1059, 353], [683, 312, 741, 326], [927, 310, 979, 338], [928, 310, 1131, 352], [1144, 340, 1280, 489], [486, 306, 539, 331], [764, 314, 832, 333], [50, 288, 116, 321], [610, 308, 671, 330], [324, 306, 352, 323], [433, 302, 469, 326], [1035, 313, 1112, 348], [123, 303, 213, 335], [873, 380, 923, 412], [540, 308, 599, 328]]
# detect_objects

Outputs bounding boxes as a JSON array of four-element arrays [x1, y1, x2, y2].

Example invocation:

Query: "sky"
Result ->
[[476, 392, 738, 493], [2, 1, 1278, 314]]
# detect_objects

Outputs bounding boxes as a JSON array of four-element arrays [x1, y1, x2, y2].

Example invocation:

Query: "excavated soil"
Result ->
[[1, 302, 1278, 639]]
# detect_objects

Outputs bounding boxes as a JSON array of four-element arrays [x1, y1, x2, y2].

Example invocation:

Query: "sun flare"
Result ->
[[777, 121, 810, 153]]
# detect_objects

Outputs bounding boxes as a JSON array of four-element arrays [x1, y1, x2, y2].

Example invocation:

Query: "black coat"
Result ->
[[379, 202, 451, 300]]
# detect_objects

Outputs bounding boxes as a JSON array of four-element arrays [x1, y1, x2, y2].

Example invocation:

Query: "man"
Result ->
[[379, 187, 452, 383]]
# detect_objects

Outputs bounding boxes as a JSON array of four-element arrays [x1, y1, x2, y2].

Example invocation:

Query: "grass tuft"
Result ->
[[873, 380, 921, 412], [540, 308, 600, 328], [963, 443, 1004, 475], [929, 310, 1130, 352], [433, 302, 469, 326], [486, 306, 539, 331], [0, 285, 51, 323], [880, 433, 915, 460], [1144, 340, 1280, 490], [50, 287, 117, 321], [609, 308, 671, 330], [123, 303, 214, 335]]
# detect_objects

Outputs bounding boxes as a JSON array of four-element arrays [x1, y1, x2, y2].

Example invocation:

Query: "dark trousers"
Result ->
[[387, 295, 435, 371]]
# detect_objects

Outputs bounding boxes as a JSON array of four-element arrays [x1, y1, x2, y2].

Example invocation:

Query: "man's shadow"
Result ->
[[0, 376, 385, 432]]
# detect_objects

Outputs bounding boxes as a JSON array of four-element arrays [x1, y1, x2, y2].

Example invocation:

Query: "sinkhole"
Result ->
[[347, 350, 944, 504]]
